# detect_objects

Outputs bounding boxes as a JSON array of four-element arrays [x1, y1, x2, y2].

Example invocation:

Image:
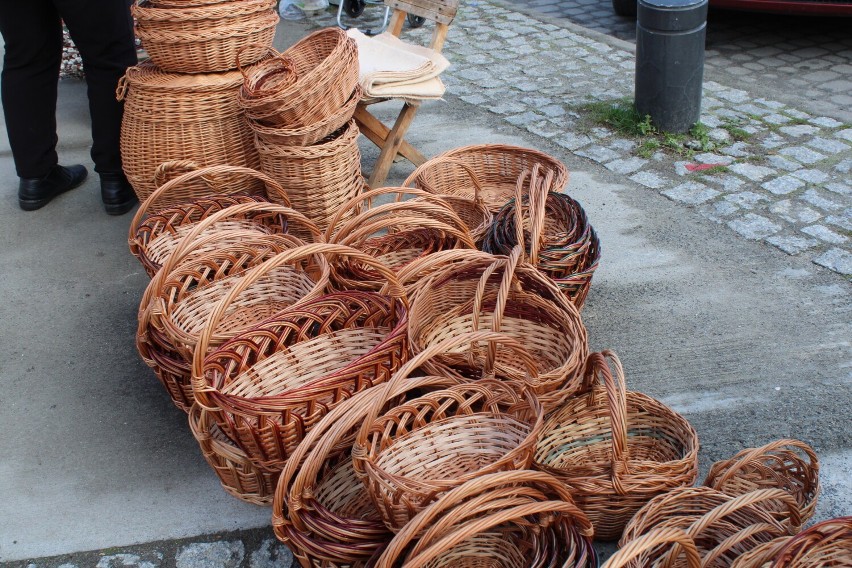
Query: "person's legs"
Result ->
[[0, 0, 63, 179]]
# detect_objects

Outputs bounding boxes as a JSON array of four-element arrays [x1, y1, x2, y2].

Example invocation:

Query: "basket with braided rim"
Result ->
[[407, 246, 588, 402], [192, 246, 409, 471], [410, 144, 569, 212], [372, 470, 596, 568], [272, 375, 459, 568], [236, 45, 299, 123], [533, 350, 699, 540], [117, 62, 261, 202], [601, 528, 701, 568], [188, 403, 278, 505], [482, 164, 601, 309], [403, 157, 494, 246], [620, 487, 803, 566], [255, 121, 363, 232], [128, 163, 292, 278], [703, 439, 820, 526], [353, 331, 544, 532], [136, 204, 326, 411], [132, 0, 278, 73], [769, 516, 851, 568], [260, 27, 359, 129]]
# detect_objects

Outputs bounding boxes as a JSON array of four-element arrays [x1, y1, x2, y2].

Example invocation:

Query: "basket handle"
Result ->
[[512, 164, 552, 266], [331, 206, 476, 251], [677, 488, 802, 561], [702, 522, 786, 568], [400, 500, 593, 568], [396, 249, 495, 292], [579, 350, 630, 492], [705, 439, 819, 493], [470, 245, 522, 373], [236, 44, 285, 82], [375, 469, 590, 568], [602, 528, 701, 568], [324, 186, 432, 242], [191, 243, 406, 407], [402, 156, 486, 205], [274, 374, 458, 535], [115, 73, 130, 102], [128, 164, 292, 250]]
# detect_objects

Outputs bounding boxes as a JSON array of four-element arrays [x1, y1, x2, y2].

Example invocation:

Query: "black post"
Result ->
[[634, 0, 708, 133]]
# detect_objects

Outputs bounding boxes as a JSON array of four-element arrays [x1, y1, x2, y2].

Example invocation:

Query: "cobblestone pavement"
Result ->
[[510, 0, 852, 124], [330, 1, 852, 276]]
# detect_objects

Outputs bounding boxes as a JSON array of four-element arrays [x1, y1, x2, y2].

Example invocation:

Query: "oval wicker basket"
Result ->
[[408, 246, 588, 400], [137, 231, 309, 412], [620, 487, 802, 567], [118, 62, 261, 202], [236, 45, 299, 119], [128, 164, 293, 278], [188, 403, 278, 505], [533, 350, 699, 540], [353, 331, 544, 532], [255, 120, 363, 232], [132, 0, 278, 73], [192, 247, 408, 470], [373, 470, 596, 568], [770, 516, 851, 568], [482, 165, 601, 309], [267, 27, 359, 129], [410, 144, 569, 212], [272, 375, 459, 568], [703, 439, 820, 526]]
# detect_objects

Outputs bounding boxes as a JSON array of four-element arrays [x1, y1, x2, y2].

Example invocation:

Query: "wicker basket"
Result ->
[[533, 350, 699, 540], [188, 403, 278, 505], [137, 231, 309, 412], [128, 164, 292, 277], [373, 470, 596, 568], [482, 165, 601, 309], [255, 121, 363, 233], [266, 27, 359, 129], [192, 247, 408, 470], [403, 157, 494, 245], [237, 45, 299, 120], [703, 439, 820, 526], [353, 330, 544, 532], [770, 517, 852, 567], [118, 62, 261, 202], [620, 487, 802, 566], [132, 0, 278, 73], [410, 144, 569, 212], [248, 85, 362, 147], [601, 528, 701, 568], [272, 375, 459, 568], [407, 246, 588, 400]]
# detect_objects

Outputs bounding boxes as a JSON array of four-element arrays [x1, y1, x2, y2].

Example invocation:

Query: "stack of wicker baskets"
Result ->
[[238, 28, 363, 231], [120, 0, 279, 202]]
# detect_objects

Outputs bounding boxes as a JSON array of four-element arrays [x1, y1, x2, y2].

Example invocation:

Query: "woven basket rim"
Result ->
[[121, 61, 245, 89]]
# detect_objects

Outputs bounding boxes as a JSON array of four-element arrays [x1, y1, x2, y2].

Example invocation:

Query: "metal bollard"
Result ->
[[634, 0, 708, 133]]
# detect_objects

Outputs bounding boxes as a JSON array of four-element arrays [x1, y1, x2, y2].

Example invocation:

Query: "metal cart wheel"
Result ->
[[407, 14, 426, 27], [344, 0, 366, 17]]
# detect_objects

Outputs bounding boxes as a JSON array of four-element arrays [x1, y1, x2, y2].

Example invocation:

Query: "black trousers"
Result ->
[[0, 0, 137, 178]]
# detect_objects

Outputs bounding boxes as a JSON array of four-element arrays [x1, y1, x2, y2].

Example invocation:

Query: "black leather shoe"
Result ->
[[18, 164, 88, 211], [99, 171, 138, 216]]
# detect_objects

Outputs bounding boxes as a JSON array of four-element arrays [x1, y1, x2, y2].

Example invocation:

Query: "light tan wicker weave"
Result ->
[[373, 470, 595, 568], [411, 144, 570, 212], [620, 487, 803, 567], [118, 62, 261, 202], [533, 350, 699, 540], [353, 330, 544, 532], [703, 439, 820, 525], [255, 120, 363, 232], [191, 246, 408, 471], [407, 246, 588, 400], [132, 0, 278, 73], [188, 403, 278, 505], [771, 516, 852, 568]]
